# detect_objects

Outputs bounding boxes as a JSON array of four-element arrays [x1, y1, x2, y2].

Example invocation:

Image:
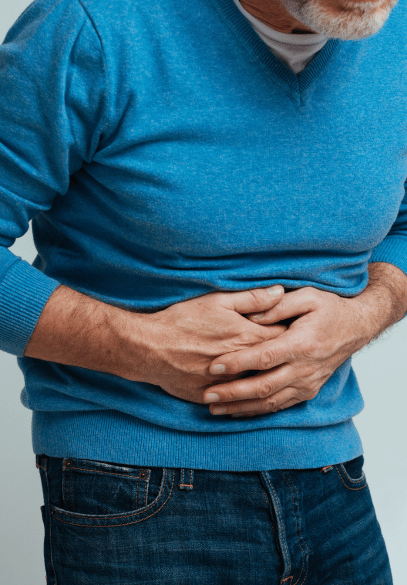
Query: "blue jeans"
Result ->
[[36, 453, 392, 584]]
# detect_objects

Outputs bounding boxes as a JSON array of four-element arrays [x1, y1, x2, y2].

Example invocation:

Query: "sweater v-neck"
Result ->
[[206, 0, 343, 104]]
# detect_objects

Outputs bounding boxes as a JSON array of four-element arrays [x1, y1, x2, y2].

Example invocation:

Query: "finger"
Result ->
[[217, 386, 301, 416], [219, 285, 284, 315], [276, 397, 303, 410], [230, 411, 264, 418], [230, 397, 302, 418], [227, 385, 298, 414], [247, 287, 317, 325], [262, 323, 288, 337], [208, 329, 299, 376], [204, 365, 293, 406]]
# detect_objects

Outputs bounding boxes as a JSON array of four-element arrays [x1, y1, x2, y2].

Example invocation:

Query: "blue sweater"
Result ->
[[1, 0, 406, 471]]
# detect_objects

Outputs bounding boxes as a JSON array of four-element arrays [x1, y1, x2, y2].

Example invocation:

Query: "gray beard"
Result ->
[[280, 0, 400, 39]]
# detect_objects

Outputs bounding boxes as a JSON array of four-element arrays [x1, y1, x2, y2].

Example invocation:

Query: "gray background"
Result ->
[[1, 1, 406, 582]]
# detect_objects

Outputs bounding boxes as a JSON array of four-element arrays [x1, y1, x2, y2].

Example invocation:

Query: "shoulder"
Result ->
[[2, 0, 91, 46]]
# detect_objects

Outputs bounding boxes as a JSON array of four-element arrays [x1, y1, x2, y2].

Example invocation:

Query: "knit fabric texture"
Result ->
[[0, 0, 406, 469]]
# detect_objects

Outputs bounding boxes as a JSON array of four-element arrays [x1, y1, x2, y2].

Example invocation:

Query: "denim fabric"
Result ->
[[36, 453, 392, 584]]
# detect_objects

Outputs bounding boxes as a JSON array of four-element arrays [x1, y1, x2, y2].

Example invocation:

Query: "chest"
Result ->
[[86, 26, 407, 256]]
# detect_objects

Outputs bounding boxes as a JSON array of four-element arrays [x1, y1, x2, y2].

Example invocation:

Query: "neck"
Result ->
[[238, 0, 317, 34]]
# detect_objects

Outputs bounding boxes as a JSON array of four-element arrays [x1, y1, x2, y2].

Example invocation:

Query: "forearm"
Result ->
[[351, 262, 407, 346], [23, 284, 148, 381]]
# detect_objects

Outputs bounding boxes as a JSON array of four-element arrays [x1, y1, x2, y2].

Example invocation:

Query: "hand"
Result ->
[[137, 286, 287, 404], [202, 287, 370, 418]]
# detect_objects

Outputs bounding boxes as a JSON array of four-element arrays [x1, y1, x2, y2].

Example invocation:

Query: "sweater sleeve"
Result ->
[[368, 178, 407, 275], [368, 178, 407, 319], [0, 0, 109, 356]]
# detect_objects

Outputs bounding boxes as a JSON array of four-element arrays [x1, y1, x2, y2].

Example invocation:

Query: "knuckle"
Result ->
[[298, 385, 318, 400], [266, 396, 278, 410], [300, 363, 316, 378], [290, 397, 303, 406], [298, 389, 311, 401], [307, 386, 320, 400], [257, 382, 274, 399], [256, 380, 274, 403], [226, 384, 241, 402], [300, 339, 319, 359], [236, 329, 259, 348], [257, 347, 276, 370]]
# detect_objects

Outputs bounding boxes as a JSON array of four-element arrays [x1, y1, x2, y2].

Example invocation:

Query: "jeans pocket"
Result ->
[[335, 455, 367, 491], [38, 457, 177, 584], [51, 457, 175, 527]]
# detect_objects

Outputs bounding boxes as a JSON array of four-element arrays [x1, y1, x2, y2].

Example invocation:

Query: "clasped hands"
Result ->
[[202, 286, 370, 418]]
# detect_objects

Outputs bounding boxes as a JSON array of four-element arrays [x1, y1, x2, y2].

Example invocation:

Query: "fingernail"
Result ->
[[212, 406, 227, 415], [267, 286, 283, 296], [251, 312, 264, 321], [204, 393, 220, 403], [210, 364, 226, 374]]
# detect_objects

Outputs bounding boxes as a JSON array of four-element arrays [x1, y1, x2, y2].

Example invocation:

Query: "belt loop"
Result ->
[[35, 453, 49, 472], [179, 468, 194, 490]]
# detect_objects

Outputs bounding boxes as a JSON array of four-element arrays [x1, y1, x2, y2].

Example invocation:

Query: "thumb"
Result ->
[[222, 285, 284, 314]]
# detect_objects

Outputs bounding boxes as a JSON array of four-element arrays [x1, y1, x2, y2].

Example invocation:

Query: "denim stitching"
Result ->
[[284, 473, 311, 585], [53, 468, 170, 526], [143, 474, 148, 507], [69, 469, 73, 510], [262, 487, 269, 509], [51, 469, 174, 528], [262, 483, 280, 548], [141, 471, 149, 508], [62, 469, 67, 509], [179, 469, 194, 489], [51, 468, 174, 526], [292, 478, 311, 585], [283, 472, 306, 585], [136, 474, 141, 509], [335, 466, 367, 491], [39, 460, 58, 583], [62, 462, 151, 509], [339, 463, 366, 483], [62, 464, 143, 481], [263, 473, 291, 577]]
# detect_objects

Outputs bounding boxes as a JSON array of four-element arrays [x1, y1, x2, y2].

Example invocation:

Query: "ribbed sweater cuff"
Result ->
[[0, 260, 60, 357], [369, 235, 407, 319], [369, 236, 407, 276]]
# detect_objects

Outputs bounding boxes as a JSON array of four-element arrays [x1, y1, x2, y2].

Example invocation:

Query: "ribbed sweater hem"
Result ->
[[32, 410, 363, 471]]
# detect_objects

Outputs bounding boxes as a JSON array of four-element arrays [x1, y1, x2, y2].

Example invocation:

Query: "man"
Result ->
[[0, 0, 405, 581]]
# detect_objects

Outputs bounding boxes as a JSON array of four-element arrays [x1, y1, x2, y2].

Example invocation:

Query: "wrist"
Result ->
[[345, 293, 384, 351], [348, 262, 407, 348], [110, 308, 158, 384]]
